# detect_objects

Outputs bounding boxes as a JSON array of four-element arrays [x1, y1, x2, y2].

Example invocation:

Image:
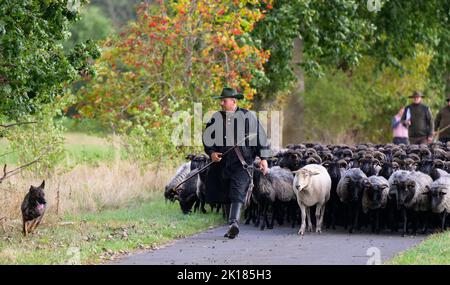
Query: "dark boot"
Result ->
[[224, 202, 242, 239]]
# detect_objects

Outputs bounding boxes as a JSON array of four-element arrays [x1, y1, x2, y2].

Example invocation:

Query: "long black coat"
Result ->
[[202, 107, 270, 204]]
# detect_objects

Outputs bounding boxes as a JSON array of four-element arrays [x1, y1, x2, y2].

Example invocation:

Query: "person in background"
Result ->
[[401, 91, 434, 145], [391, 107, 409, 145], [434, 93, 450, 144]]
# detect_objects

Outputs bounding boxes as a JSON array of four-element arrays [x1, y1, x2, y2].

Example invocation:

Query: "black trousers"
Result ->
[[205, 163, 250, 204], [393, 137, 408, 145], [221, 167, 251, 204]]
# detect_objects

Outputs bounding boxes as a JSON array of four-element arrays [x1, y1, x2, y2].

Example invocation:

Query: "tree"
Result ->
[[0, 0, 100, 119], [76, 0, 271, 161], [64, 5, 114, 51]]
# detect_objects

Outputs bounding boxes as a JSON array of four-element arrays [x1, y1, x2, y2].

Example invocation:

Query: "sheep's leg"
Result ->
[[375, 209, 381, 234], [268, 204, 275, 229], [355, 205, 361, 231], [441, 210, 447, 231], [244, 203, 252, 225], [200, 198, 207, 214], [306, 207, 313, 232], [316, 204, 325, 234], [193, 199, 200, 213], [331, 202, 337, 230], [255, 203, 261, 227], [264, 204, 273, 228], [402, 208, 408, 237], [260, 203, 267, 230], [412, 211, 418, 236], [348, 204, 354, 233], [420, 211, 429, 234], [441, 212, 448, 231], [298, 202, 307, 236], [291, 204, 298, 228]]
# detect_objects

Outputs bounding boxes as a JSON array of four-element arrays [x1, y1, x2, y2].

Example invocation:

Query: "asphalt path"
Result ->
[[113, 224, 425, 265]]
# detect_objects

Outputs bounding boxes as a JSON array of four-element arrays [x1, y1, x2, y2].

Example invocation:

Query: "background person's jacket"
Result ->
[[435, 106, 450, 139], [401, 103, 433, 138]]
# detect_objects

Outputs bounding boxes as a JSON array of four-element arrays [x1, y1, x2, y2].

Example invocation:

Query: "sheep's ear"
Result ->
[[38, 180, 45, 189], [311, 171, 321, 176], [292, 170, 300, 175], [440, 192, 447, 196]]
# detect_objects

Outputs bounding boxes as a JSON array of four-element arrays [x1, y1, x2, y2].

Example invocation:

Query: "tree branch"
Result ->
[[0, 148, 50, 184]]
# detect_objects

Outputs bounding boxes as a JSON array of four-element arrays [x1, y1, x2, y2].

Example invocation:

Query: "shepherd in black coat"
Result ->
[[202, 87, 270, 239]]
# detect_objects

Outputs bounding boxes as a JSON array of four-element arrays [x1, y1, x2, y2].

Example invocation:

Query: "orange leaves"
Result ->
[[232, 28, 243, 36], [78, 0, 271, 132]]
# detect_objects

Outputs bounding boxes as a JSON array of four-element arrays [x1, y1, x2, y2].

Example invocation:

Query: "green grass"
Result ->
[[64, 143, 116, 165], [1, 132, 128, 166], [0, 196, 224, 264], [387, 231, 450, 264]]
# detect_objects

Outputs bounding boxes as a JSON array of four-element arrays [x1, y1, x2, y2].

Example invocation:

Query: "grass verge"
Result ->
[[387, 231, 450, 264], [0, 196, 224, 265]]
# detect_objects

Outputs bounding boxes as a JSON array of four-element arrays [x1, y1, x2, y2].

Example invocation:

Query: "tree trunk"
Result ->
[[282, 36, 305, 145]]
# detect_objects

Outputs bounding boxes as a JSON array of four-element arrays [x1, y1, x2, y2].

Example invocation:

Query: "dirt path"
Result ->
[[113, 224, 425, 265]]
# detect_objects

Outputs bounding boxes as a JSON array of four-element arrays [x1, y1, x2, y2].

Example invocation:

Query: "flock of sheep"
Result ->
[[164, 142, 450, 236]]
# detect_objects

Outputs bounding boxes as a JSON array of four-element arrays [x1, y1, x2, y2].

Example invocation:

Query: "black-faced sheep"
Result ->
[[337, 168, 369, 233], [429, 176, 450, 230], [164, 161, 191, 202], [396, 171, 432, 236], [362, 176, 390, 233]]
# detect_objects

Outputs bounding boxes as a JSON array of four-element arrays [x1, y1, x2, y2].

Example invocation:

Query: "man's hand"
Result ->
[[427, 136, 433, 143], [260, 159, 269, 175], [211, 152, 223, 162]]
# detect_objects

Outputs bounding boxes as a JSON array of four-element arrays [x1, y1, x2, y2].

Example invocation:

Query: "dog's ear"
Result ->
[[38, 180, 45, 189]]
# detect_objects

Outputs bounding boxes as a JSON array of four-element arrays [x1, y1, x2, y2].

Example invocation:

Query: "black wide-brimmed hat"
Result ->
[[408, 91, 425, 98], [212, 87, 244, 100]]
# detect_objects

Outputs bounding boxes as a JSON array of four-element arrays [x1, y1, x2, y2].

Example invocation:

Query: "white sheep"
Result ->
[[292, 164, 331, 235]]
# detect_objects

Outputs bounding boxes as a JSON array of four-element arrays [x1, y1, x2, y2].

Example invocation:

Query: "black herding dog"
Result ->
[[21, 180, 46, 236]]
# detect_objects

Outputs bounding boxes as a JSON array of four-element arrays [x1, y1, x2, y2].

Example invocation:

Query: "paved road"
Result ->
[[113, 225, 425, 265]]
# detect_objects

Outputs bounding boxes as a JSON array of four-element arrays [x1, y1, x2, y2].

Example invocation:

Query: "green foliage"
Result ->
[[302, 69, 367, 143], [253, 0, 449, 102], [302, 46, 436, 143], [64, 5, 114, 51], [4, 101, 67, 175], [76, 1, 271, 162], [253, 0, 376, 101], [0, 0, 100, 119], [90, 0, 143, 27]]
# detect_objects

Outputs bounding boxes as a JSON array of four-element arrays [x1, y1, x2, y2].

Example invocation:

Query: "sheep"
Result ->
[[396, 171, 433, 236], [429, 176, 450, 230], [164, 161, 191, 202], [177, 169, 200, 214], [337, 168, 369, 233], [292, 164, 331, 235], [250, 166, 295, 230], [362, 176, 390, 233], [322, 159, 347, 230]]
